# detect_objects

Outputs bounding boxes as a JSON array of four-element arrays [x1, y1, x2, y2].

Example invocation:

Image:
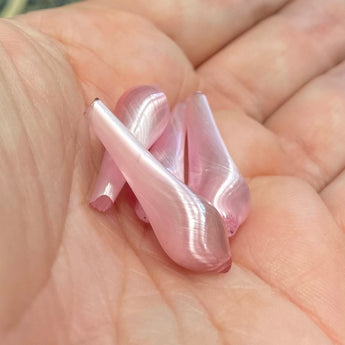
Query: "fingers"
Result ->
[[198, 0, 345, 122], [84, 0, 290, 66], [265, 60, 345, 191], [321, 171, 345, 233], [231, 176, 345, 343], [19, 5, 197, 107]]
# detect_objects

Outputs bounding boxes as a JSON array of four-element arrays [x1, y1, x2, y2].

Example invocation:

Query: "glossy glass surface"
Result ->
[[135, 102, 186, 223], [86, 100, 231, 273], [186, 92, 250, 236], [90, 85, 171, 211]]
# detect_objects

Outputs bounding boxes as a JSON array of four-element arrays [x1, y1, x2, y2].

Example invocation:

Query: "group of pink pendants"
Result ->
[[86, 86, 250, 273]]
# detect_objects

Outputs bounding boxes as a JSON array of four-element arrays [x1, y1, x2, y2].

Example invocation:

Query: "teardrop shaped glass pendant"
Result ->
[[135, 102, 186, 223], [186, 92, 250, 236], [90, 86, 171, 211], [86, 100, 231, 273]]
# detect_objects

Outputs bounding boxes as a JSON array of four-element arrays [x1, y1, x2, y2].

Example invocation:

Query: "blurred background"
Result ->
[[0, 0, 76, 17]]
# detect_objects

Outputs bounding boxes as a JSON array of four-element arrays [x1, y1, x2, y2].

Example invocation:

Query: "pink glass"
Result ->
[[135, 102, 186, 223], [186, 92, 250, 236], [86, 100, 231, 273], [90, 86, 171, 211]]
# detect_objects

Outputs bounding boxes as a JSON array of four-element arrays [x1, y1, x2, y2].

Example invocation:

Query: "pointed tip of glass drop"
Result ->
[[135, 200, 150, 223], [217, 256, 232, 273], [90, 195, 113, 212], [84, 98, 101, 119]]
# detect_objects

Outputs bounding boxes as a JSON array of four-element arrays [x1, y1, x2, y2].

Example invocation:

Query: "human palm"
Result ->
[[1, 0, 345, 343]]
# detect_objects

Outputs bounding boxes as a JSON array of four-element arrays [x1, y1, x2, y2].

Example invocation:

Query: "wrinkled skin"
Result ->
[[1, 0, 345, 344]]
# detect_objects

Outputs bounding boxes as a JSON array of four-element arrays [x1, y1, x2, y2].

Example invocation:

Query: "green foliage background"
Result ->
[[0, 0, 77, 15]]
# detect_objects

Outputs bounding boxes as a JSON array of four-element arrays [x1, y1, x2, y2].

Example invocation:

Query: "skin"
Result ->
[[0, 0, 345, 343]]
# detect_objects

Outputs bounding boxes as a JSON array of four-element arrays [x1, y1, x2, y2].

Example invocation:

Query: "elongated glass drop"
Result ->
[[90, 86, 171, 211], [186, 92, 250, 236], [86, 100, 231, 273]]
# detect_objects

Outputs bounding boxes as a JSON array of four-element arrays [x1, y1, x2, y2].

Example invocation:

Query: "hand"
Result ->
[[1, 0, 345, 343]]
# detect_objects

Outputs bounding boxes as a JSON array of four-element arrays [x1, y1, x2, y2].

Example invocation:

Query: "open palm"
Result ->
[[1, 0, 345, 343]]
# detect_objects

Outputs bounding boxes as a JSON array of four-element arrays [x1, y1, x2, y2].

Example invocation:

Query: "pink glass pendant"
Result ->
[[135, 102, 186, 223], [86, 100, 231, 273], [90, 86, 171, 211], [186, 92, 250, 236]]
